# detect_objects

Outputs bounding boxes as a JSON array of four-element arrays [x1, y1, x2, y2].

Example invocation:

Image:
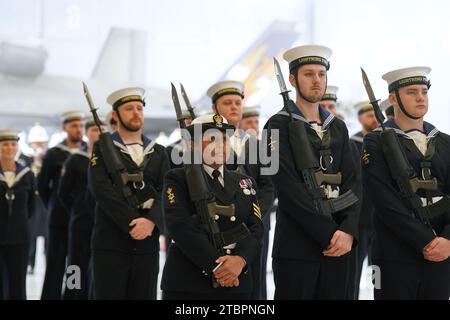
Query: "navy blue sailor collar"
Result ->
[[111, 131, 156, 156], [55, 139, 87, 153], [74, 145, 90, 159], [374, 119, 439, 139], [0, 162, 31, 186], [277, 103, 336, 130]]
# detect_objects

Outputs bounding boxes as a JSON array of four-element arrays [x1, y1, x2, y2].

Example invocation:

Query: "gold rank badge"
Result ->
[[253, 202, 262, 220], [362, 149, 370, 165], [167, 186, 176, 205], [90, 153, 99, 167]]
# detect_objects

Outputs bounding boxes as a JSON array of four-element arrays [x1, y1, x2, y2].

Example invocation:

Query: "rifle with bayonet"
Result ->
[[180, 83, 197, 120], [273, 58, 358, 217], [170, 83, 250, 288], [360, 68, 450, 235], [82, 82, 156, 208]]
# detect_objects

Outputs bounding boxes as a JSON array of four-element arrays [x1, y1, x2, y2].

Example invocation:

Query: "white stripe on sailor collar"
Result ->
[[143, 140, 156, 155], [374, 126, 439, 140], [277, 110, 335, 130], [321, 113, 335, 130], [13, 167, 30, 185], [350, 135, 364, 144], [0, 167, 30, 186], [113, 140, 130, 154]]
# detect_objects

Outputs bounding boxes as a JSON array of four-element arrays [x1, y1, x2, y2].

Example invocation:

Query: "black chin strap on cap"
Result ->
[[292, 67, 327, 104], [394, 89, 421, 120], [389, 78, 431, 120], [115, 109, 140, 132]]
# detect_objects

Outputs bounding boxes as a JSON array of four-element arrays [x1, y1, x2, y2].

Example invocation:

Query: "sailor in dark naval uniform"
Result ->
[[362, 66, 450, 299], [161, 113, 263, 300], [239, 105, 275, 299], [0, 130, 36, 300], [39, 111, 86, 300], [350, 101, 378, 299], [58, 118, 106, 300], [26, 123, 49, 276], [88, 87, 169, 300], [265, 45, 360, 299], [320, 85, 339, 115], [206, 81, 275, 300]]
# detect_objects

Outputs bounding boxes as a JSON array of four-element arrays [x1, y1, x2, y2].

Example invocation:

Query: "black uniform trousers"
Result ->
[[64, 229, 92, 300], [273, 256, 350, 300], [93, 250, 159, 300], [259, 219, 270, 300], [0, 243, 28, 300], [373, 259, 450, 300], [41, 226, 68, 300]]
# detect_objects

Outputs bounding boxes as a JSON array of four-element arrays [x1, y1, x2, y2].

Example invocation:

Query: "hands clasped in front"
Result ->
[[213, 255, 246, 288]]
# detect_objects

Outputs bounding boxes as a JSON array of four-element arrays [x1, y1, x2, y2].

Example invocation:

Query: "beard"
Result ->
[[68, 135, 83, 144], [121, 118, 142, 132]]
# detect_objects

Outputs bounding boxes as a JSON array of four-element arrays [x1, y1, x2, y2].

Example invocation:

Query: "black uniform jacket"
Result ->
[[226, 134, 275, 223], [88, 131, 169, 254], [161, 167, 264, 293], [362, 119, 450, 262], [265, 105, 360, 261], [0, 163, 35, 244], [351, 131, 374, 229], [38, 140, 86, 228], [58, 146, 93, 232]]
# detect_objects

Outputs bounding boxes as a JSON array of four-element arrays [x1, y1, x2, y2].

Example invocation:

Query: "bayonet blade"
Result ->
[[171, 82, 184, 123], [273, 57, 289, 94], [361, 68, 377, 103], [180, 83, 196, 119], [82, 82, 96, 111], [360, 68, 385, 126]]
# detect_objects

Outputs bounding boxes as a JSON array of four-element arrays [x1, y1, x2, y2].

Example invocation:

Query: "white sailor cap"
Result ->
[[61, 111, 84, 124], [283, 45, 332, 73], [242, 105, 261, 118], [187, 113, 235, 137], [106, 87, 146, 110], [382, 66, 431, 93], [354, 101, 373, 116], [206, 80, 245, 104], [28, 123, 49, 143], [321, 85, 339, 101], [0, 129, 20, 142]]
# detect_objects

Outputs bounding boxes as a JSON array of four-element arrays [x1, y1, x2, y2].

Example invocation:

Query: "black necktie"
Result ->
[[212, 169, 223, 189]]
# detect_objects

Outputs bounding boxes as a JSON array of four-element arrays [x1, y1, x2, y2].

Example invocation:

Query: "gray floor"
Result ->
[[25, 213, 374, 300]]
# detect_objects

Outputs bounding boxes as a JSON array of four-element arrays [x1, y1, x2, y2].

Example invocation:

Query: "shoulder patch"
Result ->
[[90, 153, 99, 167], [362, 149, 370, 165], [166, 186, 176, 205], [60, 166, 66, 177]]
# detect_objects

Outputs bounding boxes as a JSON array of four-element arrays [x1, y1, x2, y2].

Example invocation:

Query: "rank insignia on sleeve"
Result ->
[[167, 186, 176, 205], [362, 149, 370, 165], [268, 137, 277, 151], [253, 203, 262, 220], [90, 154, 98, 167]]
